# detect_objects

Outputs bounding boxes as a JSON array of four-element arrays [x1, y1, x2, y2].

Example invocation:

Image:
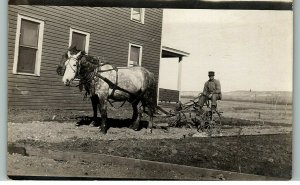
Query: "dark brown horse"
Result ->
[[57, 48, 157, 134]]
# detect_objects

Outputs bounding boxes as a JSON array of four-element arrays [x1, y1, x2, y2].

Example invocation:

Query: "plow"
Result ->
[[157, 97, 223, 136]]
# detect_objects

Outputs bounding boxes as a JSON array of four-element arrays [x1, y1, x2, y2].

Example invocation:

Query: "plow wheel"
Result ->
[[195, 110, 223, 135], [168, 111, 188, 128]]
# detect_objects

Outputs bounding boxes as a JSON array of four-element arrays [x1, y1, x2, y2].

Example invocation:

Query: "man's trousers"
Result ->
[[198, 94, 221, 108]]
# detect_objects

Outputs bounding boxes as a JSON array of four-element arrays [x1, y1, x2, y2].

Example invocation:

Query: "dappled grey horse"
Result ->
[[58, 48, 157, 134]]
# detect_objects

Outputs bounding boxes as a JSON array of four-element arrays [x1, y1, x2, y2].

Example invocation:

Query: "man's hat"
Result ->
[[208, 71, 215, 76]]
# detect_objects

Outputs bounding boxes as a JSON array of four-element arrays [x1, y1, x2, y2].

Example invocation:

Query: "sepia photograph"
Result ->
[[7, 0, 293, 180]]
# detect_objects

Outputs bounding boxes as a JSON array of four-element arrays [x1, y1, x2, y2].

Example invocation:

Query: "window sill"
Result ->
[[13, 72, 40, 77], [130, 19, 144, 24]]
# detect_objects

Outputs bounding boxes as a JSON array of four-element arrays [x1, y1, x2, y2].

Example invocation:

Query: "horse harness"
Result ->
[[75, 57, 143, 107], [95, 64, 146, 105]]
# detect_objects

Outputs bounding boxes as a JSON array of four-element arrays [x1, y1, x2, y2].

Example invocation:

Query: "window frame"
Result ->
[[130, 8, 145, 24], [128, 43, 143, 67], [13, 14, 44, 76], [68, 28, 90, 53]]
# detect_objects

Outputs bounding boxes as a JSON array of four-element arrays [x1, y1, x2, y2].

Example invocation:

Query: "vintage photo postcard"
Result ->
[[7, 0, 293, 180]]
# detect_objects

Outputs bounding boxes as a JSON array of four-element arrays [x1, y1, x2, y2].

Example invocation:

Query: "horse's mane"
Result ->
[[67, 47, 103, 72]]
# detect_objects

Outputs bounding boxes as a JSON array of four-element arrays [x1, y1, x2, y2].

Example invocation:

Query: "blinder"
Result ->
[[56, 64, 66, 76], [57, 53, 68, 76]]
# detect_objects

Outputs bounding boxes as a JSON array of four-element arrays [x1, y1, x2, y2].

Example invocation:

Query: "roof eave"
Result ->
[[162, 46, 190, 58]]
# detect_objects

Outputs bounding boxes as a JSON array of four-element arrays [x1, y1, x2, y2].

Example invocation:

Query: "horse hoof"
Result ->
[[132, 126, 139, 131], [145, 129, 152, 134], [89, 121, 98, 127], [99, 127, 107, 134], [100, 130, 107, 134]]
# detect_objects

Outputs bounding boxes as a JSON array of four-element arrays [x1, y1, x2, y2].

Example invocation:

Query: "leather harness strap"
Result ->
[[75, 56, 146, 106], [95, 72, 135, 98], [95, 70, 146, 105]]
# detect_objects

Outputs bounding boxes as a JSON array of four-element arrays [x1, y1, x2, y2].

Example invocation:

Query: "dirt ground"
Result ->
[[7, 101, 293, 180]]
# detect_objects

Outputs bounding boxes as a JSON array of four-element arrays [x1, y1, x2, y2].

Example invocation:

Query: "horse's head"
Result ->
[[56, 53, 68, 76], [62, 50, 82, 86]]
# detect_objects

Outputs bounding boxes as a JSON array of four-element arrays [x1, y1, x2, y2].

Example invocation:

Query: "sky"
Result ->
[[159, 9, 293, 92]]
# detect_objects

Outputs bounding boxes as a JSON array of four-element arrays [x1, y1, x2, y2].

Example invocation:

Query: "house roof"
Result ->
[[162, 46, 190, 58]]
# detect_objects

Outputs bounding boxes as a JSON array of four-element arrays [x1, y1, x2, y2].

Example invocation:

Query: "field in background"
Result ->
[[180, 91, 293, 125], [181, 90, 292, 105], [8, 93, 293, 125], [213, 100, 291, 125]]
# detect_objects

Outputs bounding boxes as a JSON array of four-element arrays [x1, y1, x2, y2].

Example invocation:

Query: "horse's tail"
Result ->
[[143, 72, 157, 115]]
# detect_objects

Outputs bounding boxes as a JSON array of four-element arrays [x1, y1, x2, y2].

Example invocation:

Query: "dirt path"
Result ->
[[7, 120, 292, 180], [7, 147, 281, 180], [8, 121, 292, 143]]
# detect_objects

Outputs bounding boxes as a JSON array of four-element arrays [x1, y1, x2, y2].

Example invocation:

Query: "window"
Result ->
[[69, 28, 90, 53], [13, 15, 44, 75], [128, 43, 142, 67], [130, 8, 145, 24]]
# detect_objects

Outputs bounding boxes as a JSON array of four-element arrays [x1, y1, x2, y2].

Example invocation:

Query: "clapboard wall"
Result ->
[[8, 6, 163, 110], [158, 88, 180, 103]]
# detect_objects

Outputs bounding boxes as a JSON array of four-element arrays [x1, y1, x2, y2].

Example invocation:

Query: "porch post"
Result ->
[[177, 56, 183, 102]]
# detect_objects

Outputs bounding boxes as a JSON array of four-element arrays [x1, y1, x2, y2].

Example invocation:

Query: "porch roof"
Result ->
[[162, 46, 190, 58]]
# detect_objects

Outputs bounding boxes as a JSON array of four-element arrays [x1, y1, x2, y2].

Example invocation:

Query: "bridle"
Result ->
[[64, 56, 81, 79], [66, 57, 79, 72]]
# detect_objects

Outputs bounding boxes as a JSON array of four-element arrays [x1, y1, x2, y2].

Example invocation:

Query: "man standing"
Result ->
[[198, 71, 222, 111]]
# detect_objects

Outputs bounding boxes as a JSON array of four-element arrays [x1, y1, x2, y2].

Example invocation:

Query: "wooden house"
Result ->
[[8, 6, 165, 110]]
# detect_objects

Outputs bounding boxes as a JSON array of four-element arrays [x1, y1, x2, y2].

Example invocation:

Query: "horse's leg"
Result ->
[[98, 94, 108, 134], [148, 108, 154, 134], [90, 95, 98, 127], [141, 100, 154, 134], [131, 101, 141, 131]]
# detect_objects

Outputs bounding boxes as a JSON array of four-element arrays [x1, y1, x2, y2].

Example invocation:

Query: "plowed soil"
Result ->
[[7, 102, 293, 179]]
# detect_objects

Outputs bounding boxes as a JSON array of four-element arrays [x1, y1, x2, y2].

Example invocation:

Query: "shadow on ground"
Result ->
[[74, 116, 149, 130]]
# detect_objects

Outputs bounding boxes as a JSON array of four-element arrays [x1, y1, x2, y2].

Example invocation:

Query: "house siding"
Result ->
[[8, 5, 163, 110], [158, 88, 180, 103]]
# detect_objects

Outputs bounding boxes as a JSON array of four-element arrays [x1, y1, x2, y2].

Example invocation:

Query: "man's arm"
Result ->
[[214, 80, 221, 94], [202, 81, 209, 96]]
